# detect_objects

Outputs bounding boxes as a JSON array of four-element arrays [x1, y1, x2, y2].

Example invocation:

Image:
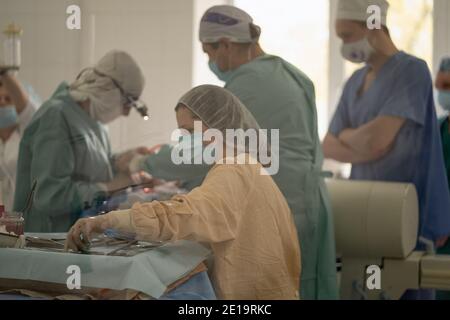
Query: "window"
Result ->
[[233, 0, 330, 138], [345, 0, 434, 79], [193, 0, 440, 138]]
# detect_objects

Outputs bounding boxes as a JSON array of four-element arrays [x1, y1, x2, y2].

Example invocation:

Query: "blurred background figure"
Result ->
[[13, 50, 151, 232], [0, 68, 39, 213], [199, 5, 338, 300], [435, 57, 450, 300], [323, 0, 450, 300]]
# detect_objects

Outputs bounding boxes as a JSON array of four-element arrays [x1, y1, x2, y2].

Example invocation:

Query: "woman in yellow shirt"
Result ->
[[65, 85, 301, 300]]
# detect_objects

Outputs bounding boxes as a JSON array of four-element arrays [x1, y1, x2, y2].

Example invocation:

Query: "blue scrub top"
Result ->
[[329, 51, 450, 242]]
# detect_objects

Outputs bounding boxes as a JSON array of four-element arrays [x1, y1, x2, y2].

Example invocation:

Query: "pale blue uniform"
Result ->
[[330, 51, 450, 300], [329, 51, 450, 244]]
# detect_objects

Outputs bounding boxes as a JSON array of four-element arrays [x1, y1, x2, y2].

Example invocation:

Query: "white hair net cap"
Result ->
[[337, 0, 389, 27], [69, 50, 145, 123], [178, 85, 260, 133], [94, 50, 145, 98], [199, 5, 261, 43]]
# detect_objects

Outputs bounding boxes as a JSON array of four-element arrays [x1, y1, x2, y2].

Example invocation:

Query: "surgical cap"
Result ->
[[439, 58, 450, 73], [337, 0, 389, 27], [177, 85, 260, 133], [94, 50, 145, 98], [199, 5, 261, 43]]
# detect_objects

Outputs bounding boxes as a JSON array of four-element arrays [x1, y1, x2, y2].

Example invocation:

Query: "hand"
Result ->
[[436, 236, 449, 249], [147, 144, 164, 155], [65, 216, 109, 252], [115, 150, 139, 174], [131, 171, 153, 185], [114, 146, 158, 173]]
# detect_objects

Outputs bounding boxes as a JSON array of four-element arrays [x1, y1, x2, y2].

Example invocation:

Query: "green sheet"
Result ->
[[0, 240, 210, 298]]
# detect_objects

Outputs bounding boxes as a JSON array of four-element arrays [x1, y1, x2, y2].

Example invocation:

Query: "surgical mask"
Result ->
[[341, 37, 375, 64], [88, 90, 123, 124], [439, 91, 450, 112], [208, 61, 233, 83], [0, 106, 18, 129]]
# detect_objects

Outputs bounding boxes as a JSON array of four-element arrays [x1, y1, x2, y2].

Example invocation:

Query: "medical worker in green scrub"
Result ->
[[127, 5, 338, 300], [14, 50, 150, 233], [435, 57, 450, 300]]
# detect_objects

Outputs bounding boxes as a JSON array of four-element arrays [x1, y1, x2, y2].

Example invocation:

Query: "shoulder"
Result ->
[[226, 67, 261, 87], [24, 98, 70, 138], [396, 52, 430, 77], [208, 156, 261, 183]]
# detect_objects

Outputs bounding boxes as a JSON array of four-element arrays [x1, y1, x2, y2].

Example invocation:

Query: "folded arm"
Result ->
[[324, 116, 406, 164]]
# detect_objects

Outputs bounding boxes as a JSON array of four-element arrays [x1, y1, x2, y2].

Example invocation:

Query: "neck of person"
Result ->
[[251, 43, 265, 59], [231, 43, 265, 70], [367, 39, 399, 74], [0, 126, 17, 143]]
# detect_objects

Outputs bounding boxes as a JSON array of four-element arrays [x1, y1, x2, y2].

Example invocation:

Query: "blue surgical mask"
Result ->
[[208, 61, 233, 83], [0, 106, 18, 129], [439, 91, 450, 112]]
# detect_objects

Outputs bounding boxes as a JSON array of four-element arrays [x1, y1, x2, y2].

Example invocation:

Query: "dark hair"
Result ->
[[174, 103, 200, 119], [249, 23, 261, 40]]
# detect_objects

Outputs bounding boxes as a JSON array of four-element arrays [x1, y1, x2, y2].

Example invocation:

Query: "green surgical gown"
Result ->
[[13, 83, 114, 232], [437, 117, 450, 300], [140, 55, 338, 300]]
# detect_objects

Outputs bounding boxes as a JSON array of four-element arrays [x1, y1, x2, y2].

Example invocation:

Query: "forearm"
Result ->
[[0, 72, 28, 113], [104, 201, 189, 242], [103, 209, 135, 234], [104, 192, 239, 244], [323, 134, 368, 164], [340, 128, 392, 162], [339, 116, 404, 161]]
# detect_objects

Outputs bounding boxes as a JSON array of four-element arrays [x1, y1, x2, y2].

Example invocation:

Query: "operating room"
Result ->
[[1, 0, 450, 304]]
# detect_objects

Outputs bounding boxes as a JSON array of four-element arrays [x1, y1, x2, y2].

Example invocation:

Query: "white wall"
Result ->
[[1, 0, 195, 152], [433, 0, 450, 75], [0, 0, 82, 99]]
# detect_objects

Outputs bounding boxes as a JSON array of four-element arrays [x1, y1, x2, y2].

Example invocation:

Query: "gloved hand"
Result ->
[[65, 216, 110, 252], [128, 144, 165, 174], [131, 171, 155, 186], [114, 147, 154, 174]]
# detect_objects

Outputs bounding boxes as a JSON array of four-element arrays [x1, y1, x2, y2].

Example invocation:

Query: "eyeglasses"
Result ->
[[75, 68, 150, 121]]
